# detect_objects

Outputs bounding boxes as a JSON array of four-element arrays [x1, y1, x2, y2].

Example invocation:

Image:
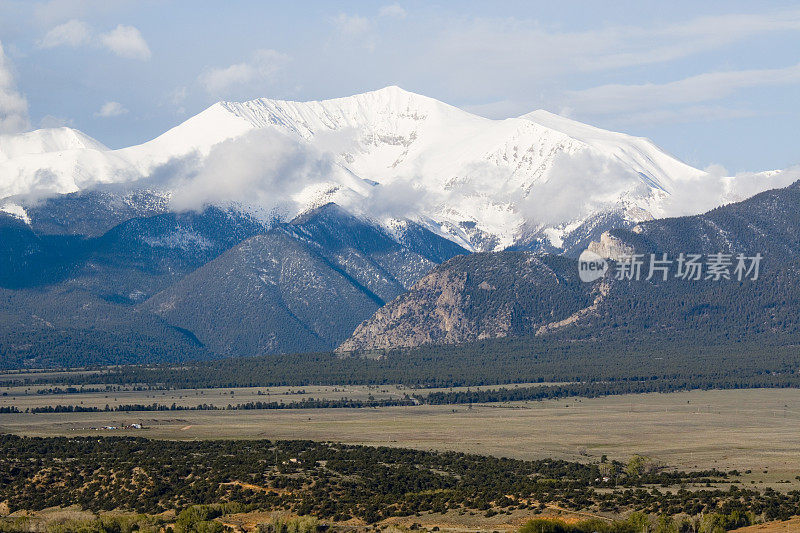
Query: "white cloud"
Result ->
[[519, 152, 649, 226], [0, 41, 29, 134], [418, 8, 800, 111], [168, 86, 188, 115], [169, 86, 187, 105], [602, 106, 758, 128], [360, 177, 432, 219], [330, 7, 404, 50], [331, 13, 376, 50], [37, 20, 151, 60], [201, 64, 256, 95], [724, 166, 800, 203], [566, 63, 800, 115], [333, 13, 372, 37], [664, 165, 800, 217], [39, 114, 73, 128], [464, 62, 800, 126], [199, 49, 290, 96], [168, 128, 334, 213], [99, 24, 151, 60], [577, 11, 800, 72], [33, 0, 135, 27], [379, 4, 406, 19], [94, 101, 128, 117], [434, 8, 800, 79], [37, 19, 91, 48]]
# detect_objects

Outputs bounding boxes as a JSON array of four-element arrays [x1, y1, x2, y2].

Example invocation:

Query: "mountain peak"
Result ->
[[290, 202, 352, 225], [0, 127, 108, 161], [365, 85, 415, 96], [214, 84, 457, 133], [212, 85, 428, 113]]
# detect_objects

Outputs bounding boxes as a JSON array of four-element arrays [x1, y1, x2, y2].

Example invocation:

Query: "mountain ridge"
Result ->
[[139, 201, 467, 357], [0, 192, 466, 366], [5, 86, 791, 254], [338, 180, 800, 352]]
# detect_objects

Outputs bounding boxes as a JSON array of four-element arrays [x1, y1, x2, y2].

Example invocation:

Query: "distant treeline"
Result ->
[[20, 396, 417, 414], [34, 385, 167, 395], [420, 376, 800, 405], [5, 335, 798, 392], [14, 374, 800, 414]]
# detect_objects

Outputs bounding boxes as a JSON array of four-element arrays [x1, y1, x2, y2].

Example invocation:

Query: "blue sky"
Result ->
[[0, 0, 798, 172]]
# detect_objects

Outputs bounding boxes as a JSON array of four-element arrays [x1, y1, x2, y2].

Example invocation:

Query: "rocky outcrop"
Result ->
[[587, 231, 635, 260], [337, 252, 596, 353], [337, 268, 473, 352]]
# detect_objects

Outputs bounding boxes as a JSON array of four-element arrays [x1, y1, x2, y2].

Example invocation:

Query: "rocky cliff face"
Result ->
[[337, 267, 475, 352], [337, 252, 597, 353], [587, 231, 636, 260]]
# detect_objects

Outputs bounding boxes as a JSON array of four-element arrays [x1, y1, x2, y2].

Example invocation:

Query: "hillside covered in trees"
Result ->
[[340, 181, 800, 351]]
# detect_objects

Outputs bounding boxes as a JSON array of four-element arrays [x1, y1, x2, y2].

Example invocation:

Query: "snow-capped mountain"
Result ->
[[1, 87, 793, 252], [0, 127, 108, 160]]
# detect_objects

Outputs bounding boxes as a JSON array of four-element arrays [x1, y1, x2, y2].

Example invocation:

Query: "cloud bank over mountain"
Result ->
[[168, 128, 336, 214]]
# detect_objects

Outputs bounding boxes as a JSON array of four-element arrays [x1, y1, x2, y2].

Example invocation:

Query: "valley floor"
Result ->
[[2, 388, 798, 490]]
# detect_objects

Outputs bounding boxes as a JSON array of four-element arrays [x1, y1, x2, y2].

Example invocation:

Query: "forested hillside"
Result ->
[[0, 192, 464, 368], [340, 181, 800, 351]]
